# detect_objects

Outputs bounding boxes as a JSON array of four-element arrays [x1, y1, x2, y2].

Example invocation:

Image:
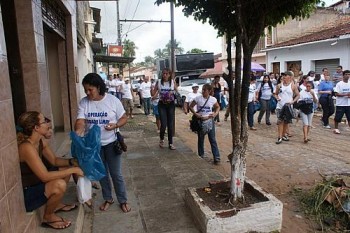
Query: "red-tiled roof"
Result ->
[[267, 23, 350, 49]]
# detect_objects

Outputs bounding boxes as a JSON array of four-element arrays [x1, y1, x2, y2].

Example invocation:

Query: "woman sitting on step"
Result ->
[[17, 111, 84, 230]]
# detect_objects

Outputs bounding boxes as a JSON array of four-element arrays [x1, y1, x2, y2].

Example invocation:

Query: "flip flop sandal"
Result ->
[[55, 204, 78, 213], [99, 199, 114, 211], [41, 217, 71, 229], [120, 202, 131, 213]]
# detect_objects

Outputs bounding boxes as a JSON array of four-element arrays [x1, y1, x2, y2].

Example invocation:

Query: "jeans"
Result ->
[[143, 98, 151, 115], [247, 102, 255, 127], [116, 92, 123, 101], [99, 142, 127, 204], [197, 120, 220, 161], [158, 101, 175, 145], [319, 96, 334, 126], [258, 99, 271, 123]]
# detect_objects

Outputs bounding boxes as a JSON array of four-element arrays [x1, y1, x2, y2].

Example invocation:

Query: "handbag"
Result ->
[[113, 131, 127, 153], [189, 97, 209, 133]]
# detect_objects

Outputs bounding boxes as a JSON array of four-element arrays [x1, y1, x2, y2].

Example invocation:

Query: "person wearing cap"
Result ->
[[183, 83, 201, 114], [274, 71, 300, 144], [121, 78, 134, 119]]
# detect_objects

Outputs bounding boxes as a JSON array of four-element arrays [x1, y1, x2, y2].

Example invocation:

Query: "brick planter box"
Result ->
[[185, 178, 283, 233]]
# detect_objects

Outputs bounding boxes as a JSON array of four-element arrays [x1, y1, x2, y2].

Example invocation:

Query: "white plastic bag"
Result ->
[[77, 176, 92, 203]]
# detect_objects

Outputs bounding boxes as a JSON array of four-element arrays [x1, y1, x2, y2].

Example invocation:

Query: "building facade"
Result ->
[[0, 1, 99, 232]]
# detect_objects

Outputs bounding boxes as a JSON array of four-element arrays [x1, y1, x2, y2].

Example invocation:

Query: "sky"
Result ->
[[90, 0, 338, 63]]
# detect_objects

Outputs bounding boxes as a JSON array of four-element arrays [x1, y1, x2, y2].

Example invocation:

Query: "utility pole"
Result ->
[[116, 0, 123, 74], [170, 2, 175, 77], [116, 0, 121, 46]]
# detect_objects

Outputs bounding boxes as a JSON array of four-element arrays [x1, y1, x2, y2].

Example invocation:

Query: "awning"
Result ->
[[199, 69, 223, 78], [94, 55, 135, 64]]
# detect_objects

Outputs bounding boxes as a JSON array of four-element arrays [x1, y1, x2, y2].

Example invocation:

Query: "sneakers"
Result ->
[[276, 138, 282, 144], [282, 136, 289, 141], [334, 129, 340, 134], [323, 125, 331, 129], [250, 127, 257, 131], [266, 122, 271, 126]]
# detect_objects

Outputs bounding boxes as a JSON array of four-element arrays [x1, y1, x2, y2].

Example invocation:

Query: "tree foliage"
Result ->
[[187, 48, 207, 54], [122, 39, 137, 58]]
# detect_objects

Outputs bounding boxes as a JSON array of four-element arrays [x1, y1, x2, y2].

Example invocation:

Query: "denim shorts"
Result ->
[[23, 182, 48, 212]]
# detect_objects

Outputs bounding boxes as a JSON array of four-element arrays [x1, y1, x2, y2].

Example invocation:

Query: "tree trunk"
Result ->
[[228, 0, 247, 201]]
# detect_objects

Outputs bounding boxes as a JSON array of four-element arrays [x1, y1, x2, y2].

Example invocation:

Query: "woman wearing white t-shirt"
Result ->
[[75, 73, 130, 213], [189, 84, 221, 164], [297, 83, 317, 143]]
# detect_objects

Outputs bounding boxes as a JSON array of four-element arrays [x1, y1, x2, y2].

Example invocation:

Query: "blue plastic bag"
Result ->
[[70, 125, 106, 181]]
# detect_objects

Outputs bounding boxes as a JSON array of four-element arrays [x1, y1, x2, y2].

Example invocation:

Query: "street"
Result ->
[[174, 108, 350, 232]]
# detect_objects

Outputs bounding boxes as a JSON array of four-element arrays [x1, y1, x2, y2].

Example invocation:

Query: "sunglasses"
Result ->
[[39, 117, 51, 125]]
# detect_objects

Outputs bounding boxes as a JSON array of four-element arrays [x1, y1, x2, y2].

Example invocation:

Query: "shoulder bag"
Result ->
[[190, 97, 210, 133]]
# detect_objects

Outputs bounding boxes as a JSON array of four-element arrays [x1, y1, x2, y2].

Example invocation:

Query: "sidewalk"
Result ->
[[91, 107, 224, 233]]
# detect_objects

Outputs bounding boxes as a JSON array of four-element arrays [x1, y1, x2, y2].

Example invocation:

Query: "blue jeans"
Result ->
[[116, 92, 123, 101], [158, 101, 175, 145], [247, 102, 255, 127], [197, 120, 220, 161], [143, 98, 151, 115], [99, 142, 127, 204]]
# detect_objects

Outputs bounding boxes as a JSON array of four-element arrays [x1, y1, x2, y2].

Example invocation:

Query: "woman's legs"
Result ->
[[197, 131, 205, 157], [166, 103, 175, 145], [158, 103, 167, 141], [44, 179, 71, 228], [99, 144, 127, 204], [258, 100, 267, 123], [207, 123, 220, 161]]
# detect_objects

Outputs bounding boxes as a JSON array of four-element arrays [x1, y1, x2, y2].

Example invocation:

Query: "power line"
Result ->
[[125, 0, 140, 36]]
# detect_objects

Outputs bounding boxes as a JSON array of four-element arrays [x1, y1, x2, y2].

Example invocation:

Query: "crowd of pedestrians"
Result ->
[[15, 66, 349, 229]]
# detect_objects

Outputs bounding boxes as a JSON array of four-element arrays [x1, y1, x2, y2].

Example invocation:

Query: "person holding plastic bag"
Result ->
[[74, 73, 130, 213], [17, 111, 84, 230]]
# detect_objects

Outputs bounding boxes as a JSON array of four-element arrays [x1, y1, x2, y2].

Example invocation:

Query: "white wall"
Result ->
[[266, 39, 350, 73]]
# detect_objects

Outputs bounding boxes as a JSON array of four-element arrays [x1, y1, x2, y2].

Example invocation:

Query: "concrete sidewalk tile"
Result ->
[[142, 202, 196, 233], [132, 174, 174, 195], [137, 190, 182, 209], [93, 211, 144, 233], [129, 165, 167, 178]]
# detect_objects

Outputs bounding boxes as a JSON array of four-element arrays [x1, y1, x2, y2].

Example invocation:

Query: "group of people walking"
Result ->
[[16, 66, 350, 230]]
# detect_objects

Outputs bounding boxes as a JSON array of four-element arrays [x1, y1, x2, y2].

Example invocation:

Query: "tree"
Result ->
[[144, 56, 155, 67], [156, 0, 321, 202], [122, 39, 137, 58], [154, 48, 167, 59], [165, 39, 184, 55], [187, 48, 207, 54]]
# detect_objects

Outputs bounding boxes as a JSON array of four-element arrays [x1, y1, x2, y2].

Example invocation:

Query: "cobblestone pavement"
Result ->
[[173, 108, 350, 233]]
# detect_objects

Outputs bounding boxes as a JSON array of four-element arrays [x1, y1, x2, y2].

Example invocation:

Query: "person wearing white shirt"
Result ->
[[247, 76, 258, 130], [333, 70, 350, 134], [297, 84, 318, 143], [106, 75, 116, 96], [139, 76, 152, 115], [189, 84, 221, 164], [184, 83, 201, 113], [114, 74, 124, 100], [121, 78, 134, 119], [257, 75, 274, 125]]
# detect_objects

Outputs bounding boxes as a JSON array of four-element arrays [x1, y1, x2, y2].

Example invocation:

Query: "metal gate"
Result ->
[[315, 59, 340, 77]]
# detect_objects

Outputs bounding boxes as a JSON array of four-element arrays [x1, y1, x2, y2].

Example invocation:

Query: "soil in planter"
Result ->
[[196, 182, 267, 213]]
